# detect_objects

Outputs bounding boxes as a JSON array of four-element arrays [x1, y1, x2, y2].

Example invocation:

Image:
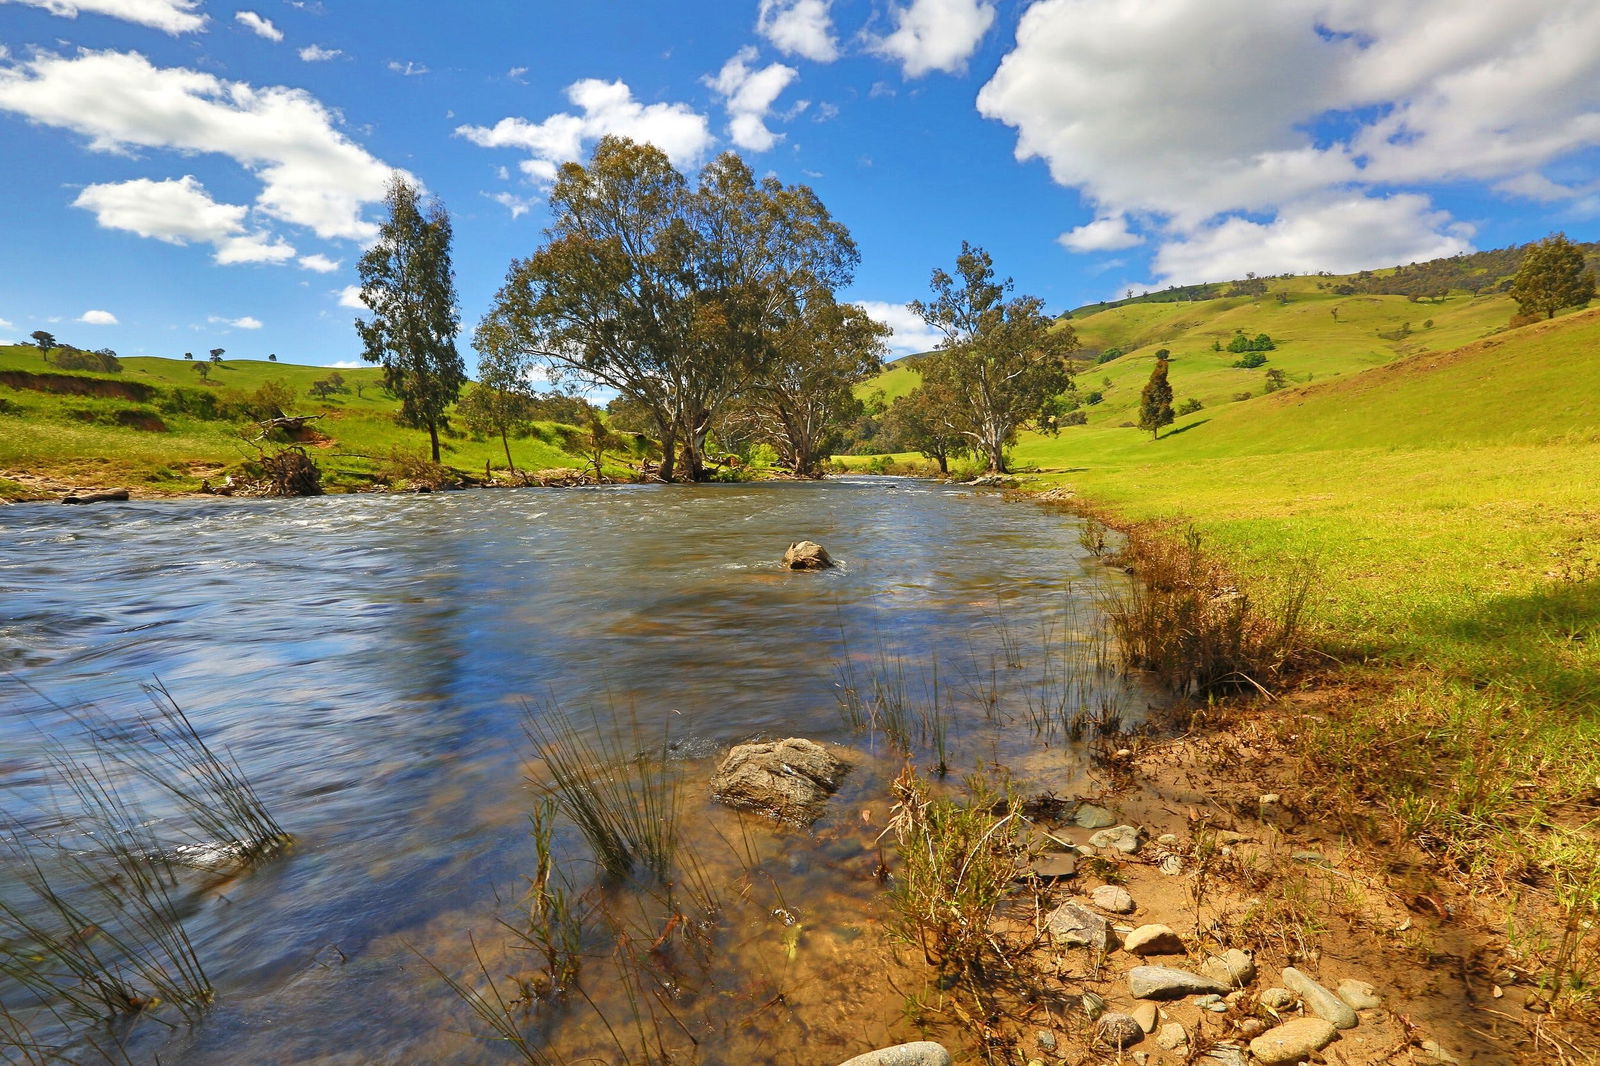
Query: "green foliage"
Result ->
[[1138, 356, 1174, 439], [1095, 345, 1124, 364], [880, 380, 969, 475], [1226, 332, 1275, 353], [208, 348, 224, 363], [1263, 368, 1289, 393], [1232, 351, 1268, 369], [356, 175, 467, 462], [29, 330, 56, 362], [52, 348, 122, 373], [1176, 397, 1204, 416], [1510, 232, 1596, 320]]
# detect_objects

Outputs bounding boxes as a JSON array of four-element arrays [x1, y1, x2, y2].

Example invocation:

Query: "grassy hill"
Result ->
[[0, 346, 589, 498]]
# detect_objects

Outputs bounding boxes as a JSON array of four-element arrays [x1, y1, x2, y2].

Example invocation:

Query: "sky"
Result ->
[[2, 0, 1599, 368]]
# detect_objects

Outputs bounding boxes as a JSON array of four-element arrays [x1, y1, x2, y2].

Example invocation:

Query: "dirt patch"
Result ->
[[0, 369, 156, 403]]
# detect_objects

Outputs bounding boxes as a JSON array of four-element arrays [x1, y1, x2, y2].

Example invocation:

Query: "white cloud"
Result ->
[[705, 47, 798, 152], [488, 190, 535, 218], [871, 0, 995, 78], [73, 175, 298, 264], [0, 50, 404, 243], [456, 78, 714, 183], [234, 10, 282, 41], [323, 360, 364, 368], [0, 0, 204, 34], [1058, 216, 1143, 253], [854, 300, 944, 356], [507, 66, 528, 83], [0, 317, 15, 329], [298, 44, 342, 62], [1153, 195, 1474, 285], [208, 314, 263, 329], [757, 0, 839, 63], [297, 253, 340, 272], [337, 284, 364, 309], [387, 60, 429, 77], [978, 0, 1600, 283], [79, 309, 118, 325]]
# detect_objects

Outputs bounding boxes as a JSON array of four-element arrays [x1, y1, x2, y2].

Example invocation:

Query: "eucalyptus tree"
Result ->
[[356, 175, 466, 463], [911, 243, 1077, 473], [881, 379, 970, 476], [1510, 232, 1595, 320]]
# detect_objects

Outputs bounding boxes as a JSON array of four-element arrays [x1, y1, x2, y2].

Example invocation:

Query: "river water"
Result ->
[[0, 479, 1149, 1064]]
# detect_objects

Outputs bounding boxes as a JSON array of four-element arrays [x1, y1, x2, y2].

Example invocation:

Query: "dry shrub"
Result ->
[[259, 447, 323, 497]]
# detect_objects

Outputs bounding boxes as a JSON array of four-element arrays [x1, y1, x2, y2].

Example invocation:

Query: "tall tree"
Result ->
[[357, 175, 466, 462], [911, 243, 1077, 473], [1510, 232, 1596, 320], [30, 330, 56, 363], [1138, 355, 1174, 439], [881, 380, 970, 475]]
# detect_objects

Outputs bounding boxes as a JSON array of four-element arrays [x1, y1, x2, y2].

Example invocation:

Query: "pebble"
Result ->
[[1130, 1002, 1158, 1033], [1337, 978, 1382, 1010], [1202, 1046, 1249, 1066], [1194, 993, 1228, 1012], [1128, 965, 1230, 999], [836, 1042, 952, 1066], [1281, 967, 1358, 1030], [1088, 824, 1143, 853], [1248, 1018, 1338, 1064], [1124, 924, 1185, 956], [1238, 1018, 1267, 1038], [1074, 803, 1117, 829], [1155, 1023, 1188, 1051], [1416, 1039, 1461, 1064], [1291, 850, 1328, 866], [1096, 1013, 1144, 1049], [1034, 1031, 1056, 1053], [1259, 987, 1296, 1011], [1200, 948, 1257, 988], [1091, 884, 1136, 913], [1157, 832, 1180, 845], [1044, 902, 1117, 953]]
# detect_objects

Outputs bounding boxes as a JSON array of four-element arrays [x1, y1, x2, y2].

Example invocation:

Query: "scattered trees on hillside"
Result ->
[[1138, 354, 1174, 439], [1226, 333, 1275, 353], [1510, 232, 1596, 321], [30, 330, 56, 362], [909, 242, 1077, 473], [356, 175, 467, 463], [308, 372, 348, 400]]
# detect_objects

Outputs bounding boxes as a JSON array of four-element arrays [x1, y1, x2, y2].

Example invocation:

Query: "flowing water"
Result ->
[[0, 478, 1155, 1064]]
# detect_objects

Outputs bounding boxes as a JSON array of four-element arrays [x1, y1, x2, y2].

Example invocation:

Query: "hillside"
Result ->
[[0, 347, 590, 499]]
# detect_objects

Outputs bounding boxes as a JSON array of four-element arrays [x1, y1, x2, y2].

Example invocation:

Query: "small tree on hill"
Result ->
[[1510, 232, 1596, 320], [192, 361, 210, 381], [1138, 355, 1174, 439], [210, 348, 225, 363], [30, 330, 56, 363]]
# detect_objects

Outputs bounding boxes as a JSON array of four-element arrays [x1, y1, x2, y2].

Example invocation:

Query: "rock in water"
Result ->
[[1248, 1018, 1338, 1064], [1096, 1013, 1143, 1049], [1127, 966, 1230, 999], [836, 1042, 952, 1066], [784, 540, 835, 569], [1281, 968, 1358, 1030], [711, 738, 850, 824], [1073, 802, 1117, 828]]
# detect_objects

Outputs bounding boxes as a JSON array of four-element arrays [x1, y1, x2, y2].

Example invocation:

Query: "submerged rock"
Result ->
[[836, 1041, 952, 1066], [1073, 802, 1117, 828], [783, 540, 835, 569], [710, 738, 850, 824]]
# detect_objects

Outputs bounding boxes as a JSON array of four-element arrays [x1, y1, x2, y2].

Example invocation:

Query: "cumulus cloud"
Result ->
[[0, 50, 404, 243], [488, 191, 535, 218], [705, 47, 798, 152], [854, 300, 943, 356], [298, 44, 342, 62], [871, 0, 996, 78], [0, 0, 204, 34], [208, 314, 263, 329], [79, 309, 118, 325], [978, 0, 1600, 281], [1058, 216, 1143, 253], [234, 10, 282, 41], [297, 253, 340, 272], [456, 78, 714, 182], [72, 175, 298, 264], [337, 284, 364, 309], [757, 0, 839, 63], [387, 60, 428, 77]]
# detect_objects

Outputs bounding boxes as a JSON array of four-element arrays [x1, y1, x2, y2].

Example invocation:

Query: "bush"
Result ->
[[1231, 391, 1253, 402], [1231, 352, 1268, 369], [1095, 346, 1124, 364], [1059, 410, 1088, 426], [746, 442, 780, 468], [1176, 397, 1203, 416], [1083, 390, 1104, 405]]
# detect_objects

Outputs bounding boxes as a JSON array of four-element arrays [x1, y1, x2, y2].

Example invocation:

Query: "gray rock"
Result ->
[[710, 738, 850, 824], [1034, 1031, 1057, 1053], [1088, 824, 1143, 853], [836, 1043, 950, 1066], [1155, 1023, 1187, 1051], [1259, 987, 1296, 1011], [1281, 967, 1358, 1030], [1416, 1039, 1461, 1065], [1130, 1001, 1158, 1033], [1194, 993, 1225, 1011], [783, 540, 835, 570], [1157, 832, 1180, 845], [1337, 978, 1381, 1010], [1128, 965, 1230, 1000], [1248, 1018, 1338, 1064], [1201, 1046, 1249, 1066], [1045, 901, 1117, 953], [1074, 802, 1117, 828], [1091, 884, 1136, 913], [1096, 1013, 1143, 1050], [1200, 948, 1257, 988], [1124, 924, 1185, 956]]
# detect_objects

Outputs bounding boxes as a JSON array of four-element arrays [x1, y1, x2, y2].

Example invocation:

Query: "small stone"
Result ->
[[1157, 832, 1180, 845], [1281, 968, 1358, 1030], [1096, 1013, 1143, 1050], [1044, 902, 1117, 953], [1238, 1018, 1268, 1038], [1202, 1046, 1249, 1066], [1128, 965, 1230, 1000], [836, 1041, 952, 1066], [1132, 1055, 1148, 1066], [1124, 924, 1185, 956], [1194, 993, 1224, 1009], [1290, 850, 1328, 866], [1072, 844, 1096, 857], [1259, 987, 1296, 1011], [1415, 1039, 1461, 1065], [1074, 802, 1117, 829], [1034, 1031, 1057, 1053], [1248, 1018, 1338, 1064], [1337, 978, 1381, 1010], [1155, 1023, 1187, 1051], [1091, 884, 1136, 914], [1089, 824, 1143, 853], [1130, 1002, 1158, 1033], [1158, 853, 1184, 875], [1200, 948, 1257, 988]]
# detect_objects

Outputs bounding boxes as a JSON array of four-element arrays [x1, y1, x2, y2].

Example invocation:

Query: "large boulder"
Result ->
[[783, 540, 835, 569], [710, 738, 850, 824]]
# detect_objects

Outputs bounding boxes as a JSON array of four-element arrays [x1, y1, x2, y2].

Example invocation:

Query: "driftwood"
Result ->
[[248, 413, 324, 442], [61, 489, 131, 505]]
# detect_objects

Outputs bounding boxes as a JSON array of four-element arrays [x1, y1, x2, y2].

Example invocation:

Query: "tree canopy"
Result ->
[[1510, 232, 1596, 320], [1138, 355, 1174, 439], [356, 175, 467, 462], [30, 330, 56, 363]]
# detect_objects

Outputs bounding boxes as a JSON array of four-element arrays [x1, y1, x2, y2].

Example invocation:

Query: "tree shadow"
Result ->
[[1418, 578, 1600, 703], [1158, 419, 1212, 439]]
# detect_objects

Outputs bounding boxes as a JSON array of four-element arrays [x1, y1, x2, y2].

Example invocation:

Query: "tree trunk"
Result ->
[[659, 434, 678, 483], [936, 453, 949, 475], [501, 428, 515, 474], [428, 422, 441, 463]]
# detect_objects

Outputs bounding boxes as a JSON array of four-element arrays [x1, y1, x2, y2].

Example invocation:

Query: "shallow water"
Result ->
[[0, 478, 1152, 1063]]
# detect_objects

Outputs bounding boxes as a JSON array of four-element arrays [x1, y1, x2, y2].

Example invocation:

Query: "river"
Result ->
[[0, 478, 1150, 1064]]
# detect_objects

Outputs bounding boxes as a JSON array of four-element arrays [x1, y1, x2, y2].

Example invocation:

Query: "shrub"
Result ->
[[1095, 346, 1124, 364], [1231, 352, 1268, 369], [1232, 391, 1253, 402], [1084, 390, 1105, 405], [1176, 397, 1204, 416], [1060, 409, 1088, 426]]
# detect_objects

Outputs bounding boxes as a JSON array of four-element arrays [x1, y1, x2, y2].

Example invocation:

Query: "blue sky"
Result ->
[[2, 0, 1598, 368]]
